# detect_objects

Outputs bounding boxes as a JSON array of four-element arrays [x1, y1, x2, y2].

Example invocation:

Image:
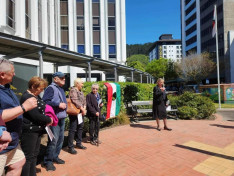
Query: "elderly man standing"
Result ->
[[0, 114, 11, 152], [0, 58, 37, 176], [43, 72, 67, 171]]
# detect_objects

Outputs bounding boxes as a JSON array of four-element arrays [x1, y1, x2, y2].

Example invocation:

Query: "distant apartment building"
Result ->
[[0, 0, 126, 83], [149, 34, 182, 62], [181, 0, 234, 83]]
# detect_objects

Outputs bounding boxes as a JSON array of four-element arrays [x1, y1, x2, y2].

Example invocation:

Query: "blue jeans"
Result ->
[[44, 118, 65, 166]]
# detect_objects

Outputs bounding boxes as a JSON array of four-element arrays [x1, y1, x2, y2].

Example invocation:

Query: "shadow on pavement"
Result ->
[[130, 123, 156, 129], [174, 144, 234, 161], [210, 124, 234, 129]]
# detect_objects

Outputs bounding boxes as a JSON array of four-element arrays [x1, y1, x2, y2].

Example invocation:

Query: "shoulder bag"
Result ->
[[66, 98, 80, 115]]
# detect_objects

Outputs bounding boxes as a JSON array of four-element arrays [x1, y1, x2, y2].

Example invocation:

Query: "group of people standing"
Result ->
[[0, 58, 103, 176], [0, 57, 172, 176]]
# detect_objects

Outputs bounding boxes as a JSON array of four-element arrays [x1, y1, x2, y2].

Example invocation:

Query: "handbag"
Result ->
[[66, 98, 80, 115]]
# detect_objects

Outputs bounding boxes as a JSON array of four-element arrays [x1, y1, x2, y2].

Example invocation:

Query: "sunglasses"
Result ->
[[0, 59, 6, 65], [92, 88, 98, 90], [58, 77, 65, 80]]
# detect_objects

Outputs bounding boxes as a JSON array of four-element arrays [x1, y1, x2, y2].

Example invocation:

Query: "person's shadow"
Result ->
[[130, 123, 156, 129], [210, 124, 234, 129]]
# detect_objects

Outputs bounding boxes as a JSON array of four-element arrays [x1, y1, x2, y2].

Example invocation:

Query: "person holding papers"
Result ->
[[20, 76, 53, 176], [42, 72, 67, 171], [86, 83, 103, 145], [67, 78, 87, 155], [153, 78, 172, 131]]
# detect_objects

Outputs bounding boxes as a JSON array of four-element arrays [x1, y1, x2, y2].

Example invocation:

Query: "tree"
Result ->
[[126, 54, 149, 68], [145, 58, 168, 79], [127, 43, 154, 57], [175, 52, 216, 85], [165, 59, 178, 80], [128, 61, 145, 71]]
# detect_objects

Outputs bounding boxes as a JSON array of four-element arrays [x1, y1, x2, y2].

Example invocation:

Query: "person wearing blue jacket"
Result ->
[[42, 72, 67, 172], [0, 58, 37, 176]]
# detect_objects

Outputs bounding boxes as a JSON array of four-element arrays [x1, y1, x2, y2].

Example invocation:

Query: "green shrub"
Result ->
[[169, 92, 216, 119], [178, 106, 198, 119]]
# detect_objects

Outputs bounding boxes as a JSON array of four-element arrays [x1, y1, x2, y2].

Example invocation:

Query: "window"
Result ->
[[108, 17, 115, 30], [6, 0, 15, 29], [25, 0, 31, 39], [109, 45, 116, 58], [61, 1, 69, 49], [108, 0, 115, 2], [164, 46, 167, 49], [77, 45, 85, 54], [164, 55, 167, 58], [76, 0, 83, 2], [61, 45, 69, 50], [38, 0, 42, 42], [93, 45, 101, 58], [164, 51, 166, 54], [92, 0, 99, 2], [93, 17, 100, 30], [77, 16, 84, 30]]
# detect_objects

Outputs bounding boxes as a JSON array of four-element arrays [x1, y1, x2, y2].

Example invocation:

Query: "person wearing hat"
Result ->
[[42, 72, 67, 171]]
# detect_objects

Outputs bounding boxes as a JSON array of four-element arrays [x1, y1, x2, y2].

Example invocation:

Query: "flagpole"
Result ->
[[214, 4, 221, 109]]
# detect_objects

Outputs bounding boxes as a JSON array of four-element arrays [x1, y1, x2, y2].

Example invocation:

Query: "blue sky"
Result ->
[[126, 0, 181, 44]]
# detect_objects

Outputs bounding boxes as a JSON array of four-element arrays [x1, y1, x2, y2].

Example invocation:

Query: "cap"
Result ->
[[52, 72, 65, 78]]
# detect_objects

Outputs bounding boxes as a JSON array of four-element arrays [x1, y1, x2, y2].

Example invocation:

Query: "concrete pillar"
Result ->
[[131, 70, 134, 82], [140, 74, 142, 83], [38, 51, 43, 78], [87, 62, 91, 82], [114, 67, 118, 82]]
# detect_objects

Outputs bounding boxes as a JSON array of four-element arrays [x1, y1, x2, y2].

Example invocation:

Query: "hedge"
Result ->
[[80, 82, 216, 120]]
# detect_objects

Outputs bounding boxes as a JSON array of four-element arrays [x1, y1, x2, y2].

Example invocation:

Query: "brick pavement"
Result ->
[[37, 114, 234, 176]]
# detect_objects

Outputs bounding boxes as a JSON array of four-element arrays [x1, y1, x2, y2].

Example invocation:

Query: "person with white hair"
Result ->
[[0, 58, 37, 176], [86, 83, 103, 145], [67, 78, 87, 155]]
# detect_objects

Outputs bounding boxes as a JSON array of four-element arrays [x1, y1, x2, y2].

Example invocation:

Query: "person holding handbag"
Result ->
[[20, 76, 53, 176], [153, 78, 172, 131], [67, 78, 87, 155]]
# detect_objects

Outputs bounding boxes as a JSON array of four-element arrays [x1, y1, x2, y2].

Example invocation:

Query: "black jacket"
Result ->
[[153, 86, 168, 105], [20, 91, 51, 132], [86, 92, 101, 118]]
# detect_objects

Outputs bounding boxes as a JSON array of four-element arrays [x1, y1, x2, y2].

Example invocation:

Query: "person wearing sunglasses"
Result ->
[[0, 58, 37, 176], [42, 72, 67, 171]]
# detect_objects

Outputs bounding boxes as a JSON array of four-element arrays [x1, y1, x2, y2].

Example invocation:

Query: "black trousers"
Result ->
[[89, 116, 100, 142], [21, 131, 42, 176], [68, 115, 84, 149]]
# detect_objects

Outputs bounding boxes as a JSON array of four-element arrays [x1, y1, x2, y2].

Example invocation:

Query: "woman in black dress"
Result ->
[[20, 76, 53, 176], [153, 78, 172, 131]]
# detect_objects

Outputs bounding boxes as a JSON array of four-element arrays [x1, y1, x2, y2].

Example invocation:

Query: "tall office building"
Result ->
[[0, 0, 126, 83], [181, 0, 234, 83], [149, 34, 182, 62]]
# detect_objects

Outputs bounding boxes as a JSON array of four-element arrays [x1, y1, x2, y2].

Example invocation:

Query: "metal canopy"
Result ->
[[0, 32, 152, 81]]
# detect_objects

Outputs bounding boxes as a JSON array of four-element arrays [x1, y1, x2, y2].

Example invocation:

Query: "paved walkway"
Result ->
[[37, 114, 234, 176]]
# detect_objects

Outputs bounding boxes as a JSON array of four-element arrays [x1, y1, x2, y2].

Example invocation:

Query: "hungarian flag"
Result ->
[[104, 83, 121, 119], [212, 5, 217, 38]]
